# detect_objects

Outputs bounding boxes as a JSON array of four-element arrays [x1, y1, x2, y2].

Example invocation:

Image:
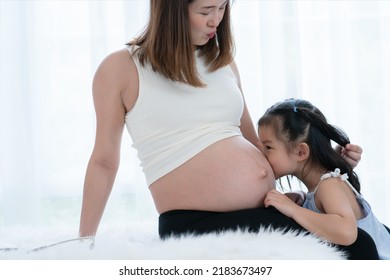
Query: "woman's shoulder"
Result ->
[[98, 48, 136, 75], [94, 48, 138, 90]]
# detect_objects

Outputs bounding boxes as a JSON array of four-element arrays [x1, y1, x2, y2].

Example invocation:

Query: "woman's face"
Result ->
[[188, 0, 228, 46]]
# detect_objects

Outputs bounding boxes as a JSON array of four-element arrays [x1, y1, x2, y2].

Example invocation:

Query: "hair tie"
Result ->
[[293, 107, 298, 113]]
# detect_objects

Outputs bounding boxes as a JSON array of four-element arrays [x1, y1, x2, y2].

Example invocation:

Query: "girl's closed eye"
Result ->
[[262, 143, 272, 149], [263, 145, 273, 152]]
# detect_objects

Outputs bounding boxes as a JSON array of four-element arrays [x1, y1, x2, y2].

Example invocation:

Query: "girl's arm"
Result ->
[[264, 179, 358, 245]]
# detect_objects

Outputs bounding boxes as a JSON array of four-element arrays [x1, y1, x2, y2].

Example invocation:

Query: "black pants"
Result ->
[[384, 224, 390, 234], [159, 207, 379, 260]]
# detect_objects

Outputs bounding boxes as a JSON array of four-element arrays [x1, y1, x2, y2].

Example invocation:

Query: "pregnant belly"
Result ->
[[150, 136, 276, 213]]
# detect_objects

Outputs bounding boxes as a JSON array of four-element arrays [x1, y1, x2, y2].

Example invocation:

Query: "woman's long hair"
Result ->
[[128, 0, 235, 87], [258, 98, 360, 193]]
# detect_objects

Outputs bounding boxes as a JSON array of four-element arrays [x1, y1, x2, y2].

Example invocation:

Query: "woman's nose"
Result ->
[[208, 13, 221, 27]]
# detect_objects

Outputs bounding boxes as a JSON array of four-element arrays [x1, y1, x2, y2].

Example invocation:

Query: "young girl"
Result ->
[[258, 98, 390, 259]]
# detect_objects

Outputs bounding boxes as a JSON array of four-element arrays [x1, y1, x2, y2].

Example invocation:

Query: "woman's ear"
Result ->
[[296, 142, 310, 161]]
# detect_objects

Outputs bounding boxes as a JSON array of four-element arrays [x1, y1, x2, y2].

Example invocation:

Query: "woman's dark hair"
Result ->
[[128, 0, 235, 87], [258, 98, 360, 193]]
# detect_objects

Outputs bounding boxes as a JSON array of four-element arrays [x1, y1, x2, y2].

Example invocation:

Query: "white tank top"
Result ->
[[125, 46, 244, 186]]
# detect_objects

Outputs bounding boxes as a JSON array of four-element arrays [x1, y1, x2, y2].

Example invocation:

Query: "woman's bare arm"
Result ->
[[229, 60, 260, 148], [79, 50, 136, 237]]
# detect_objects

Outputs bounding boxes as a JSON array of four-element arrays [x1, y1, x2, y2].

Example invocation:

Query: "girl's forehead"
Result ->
[[258, 125, 276, 138]]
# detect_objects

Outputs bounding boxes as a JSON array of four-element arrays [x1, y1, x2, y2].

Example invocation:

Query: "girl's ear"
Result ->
[[296, 142, 310, 161]]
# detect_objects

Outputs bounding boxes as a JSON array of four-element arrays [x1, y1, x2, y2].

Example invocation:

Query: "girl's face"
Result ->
[[188, 0, 228, 46], [258, 125, 297, 180]]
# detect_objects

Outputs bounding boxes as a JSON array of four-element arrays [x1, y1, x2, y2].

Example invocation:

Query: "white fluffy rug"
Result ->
[[0, 222, 346, 260]]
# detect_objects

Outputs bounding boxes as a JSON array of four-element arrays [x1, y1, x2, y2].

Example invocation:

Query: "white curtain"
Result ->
[[0, 0, 389, 231], [233, 0, 390, 226]]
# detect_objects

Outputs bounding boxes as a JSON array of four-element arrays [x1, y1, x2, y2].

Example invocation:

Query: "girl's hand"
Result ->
[[264, 190, 300, 218], [284, 191, 306, 206], [338, 143, 363, 168]]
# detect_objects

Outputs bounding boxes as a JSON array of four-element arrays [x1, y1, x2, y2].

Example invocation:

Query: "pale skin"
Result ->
[[259, 125, 364, 246]]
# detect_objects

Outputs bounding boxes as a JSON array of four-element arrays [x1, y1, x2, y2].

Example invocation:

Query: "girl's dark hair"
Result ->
[[127, 0, 235, 87], [258, 98, 360, 193]]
